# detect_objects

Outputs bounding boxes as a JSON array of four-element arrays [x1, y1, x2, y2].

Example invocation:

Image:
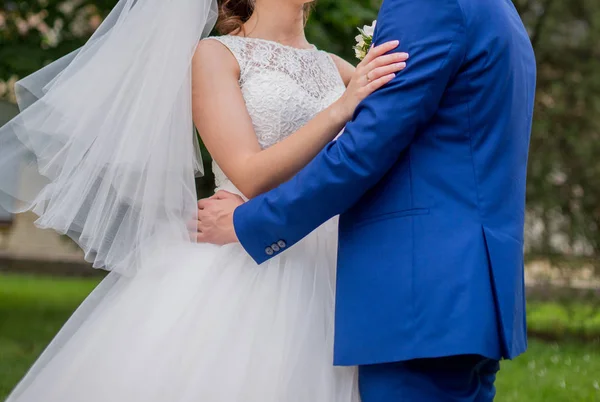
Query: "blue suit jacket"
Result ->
[[234, 0, 536, 366]]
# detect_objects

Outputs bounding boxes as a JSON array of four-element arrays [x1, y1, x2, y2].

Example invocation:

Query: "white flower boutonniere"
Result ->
[[353, 20, 376, 61]]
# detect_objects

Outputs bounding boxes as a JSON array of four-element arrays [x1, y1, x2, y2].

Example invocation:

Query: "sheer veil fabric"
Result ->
[[0, 0, 218, 276]]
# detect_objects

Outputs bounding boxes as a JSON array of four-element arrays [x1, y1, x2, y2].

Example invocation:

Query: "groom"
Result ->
[[197, 0, 536, 400]]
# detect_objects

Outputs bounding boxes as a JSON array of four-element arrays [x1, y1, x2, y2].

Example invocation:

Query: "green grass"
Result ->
[[0, 273, 599, 401], [527, 301, 600, 340], [0, 273, 101, 398], [496, 340, 600, 401]]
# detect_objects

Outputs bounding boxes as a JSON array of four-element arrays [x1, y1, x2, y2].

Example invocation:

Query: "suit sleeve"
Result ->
[[234, 0, 467, 264]]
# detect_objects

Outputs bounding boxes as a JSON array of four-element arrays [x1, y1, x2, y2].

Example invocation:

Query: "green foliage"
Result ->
[[515, 0, 600, 267], [0, 0, 114, 79], [0, 99, 18, 125], [306, 0, 379, 62]]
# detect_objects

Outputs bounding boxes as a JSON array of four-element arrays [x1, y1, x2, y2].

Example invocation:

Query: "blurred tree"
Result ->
[[0, 100, 18, 230], [1, 0, 599, 267], [515, 0, 600, 268], [0, 0, 112, 83], [306, 0, 380, 62]]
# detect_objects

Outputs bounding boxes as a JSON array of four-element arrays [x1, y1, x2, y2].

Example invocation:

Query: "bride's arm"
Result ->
[[329, 53, 355, 86], [191, 40, 407, 199]]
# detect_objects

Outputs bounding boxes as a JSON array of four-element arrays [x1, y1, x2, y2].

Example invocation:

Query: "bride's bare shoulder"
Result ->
[[193, 38, 240, 77], [328, 53, 355, 87]]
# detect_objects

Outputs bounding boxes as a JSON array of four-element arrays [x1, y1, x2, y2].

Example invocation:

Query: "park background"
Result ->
[[0, 0, 599, 400]]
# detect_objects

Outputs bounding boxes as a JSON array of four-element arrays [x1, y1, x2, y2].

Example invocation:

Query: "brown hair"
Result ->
[[216, 0, 313, 35]]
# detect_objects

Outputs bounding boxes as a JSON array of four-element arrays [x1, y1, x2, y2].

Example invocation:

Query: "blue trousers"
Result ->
[[358, 355, 500, 402]]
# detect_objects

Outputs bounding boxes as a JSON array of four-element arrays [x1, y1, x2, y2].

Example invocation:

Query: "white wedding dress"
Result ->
[[5, 36, 360, 402]]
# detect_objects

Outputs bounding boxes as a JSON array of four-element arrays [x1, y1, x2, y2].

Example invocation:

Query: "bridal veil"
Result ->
[[0, 0, 218, 276]]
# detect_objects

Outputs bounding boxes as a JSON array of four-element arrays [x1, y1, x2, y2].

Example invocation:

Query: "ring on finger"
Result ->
[[366, 71, 372, 82]]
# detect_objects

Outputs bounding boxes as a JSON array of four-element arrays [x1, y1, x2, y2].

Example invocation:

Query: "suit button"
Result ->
[[277, 240, 287, 249], [265, 247, 274, 256], [271, 243, 280, 252]]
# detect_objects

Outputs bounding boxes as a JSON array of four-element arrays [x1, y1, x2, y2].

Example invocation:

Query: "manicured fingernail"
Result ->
[[399, 52, 409, 58], [396, 62, 406, 68], [392, 40, 400, 45]]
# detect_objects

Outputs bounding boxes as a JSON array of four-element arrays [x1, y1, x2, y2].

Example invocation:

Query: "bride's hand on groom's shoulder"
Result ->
[[193, 190, 244, 245], [334, 41, 409, 121]]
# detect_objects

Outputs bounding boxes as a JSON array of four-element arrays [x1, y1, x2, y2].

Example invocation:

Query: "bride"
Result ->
[[0, 0, 407, 400]]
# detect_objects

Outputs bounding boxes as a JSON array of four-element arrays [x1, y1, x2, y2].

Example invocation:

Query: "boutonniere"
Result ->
[[353, 20, 376, 60]]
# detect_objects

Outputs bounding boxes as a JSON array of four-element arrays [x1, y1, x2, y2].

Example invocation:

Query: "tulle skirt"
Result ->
[[5, 217, 360, 402]]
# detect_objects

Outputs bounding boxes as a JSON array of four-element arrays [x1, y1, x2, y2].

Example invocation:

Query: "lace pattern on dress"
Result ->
[[204, 35, 346, 190]]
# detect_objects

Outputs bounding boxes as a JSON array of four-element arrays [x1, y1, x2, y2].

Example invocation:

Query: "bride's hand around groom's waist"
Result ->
[[194, 190, 244, 245]]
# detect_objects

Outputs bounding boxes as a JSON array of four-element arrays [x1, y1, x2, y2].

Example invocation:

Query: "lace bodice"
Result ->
[[205, 35, 346, 189]]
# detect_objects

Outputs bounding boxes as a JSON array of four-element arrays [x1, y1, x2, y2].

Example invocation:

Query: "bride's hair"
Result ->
[[216, 0, 312, 35]]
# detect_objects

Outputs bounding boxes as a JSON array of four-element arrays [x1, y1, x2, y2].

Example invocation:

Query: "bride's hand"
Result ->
[[334, 41, 408, 121]]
